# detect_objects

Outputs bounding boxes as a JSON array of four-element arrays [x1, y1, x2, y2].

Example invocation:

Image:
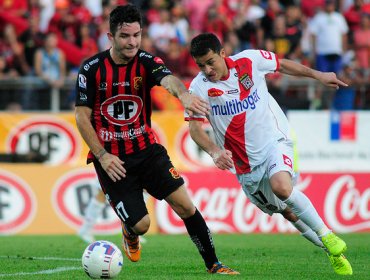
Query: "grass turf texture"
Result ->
[[0, 233, 368, 279]]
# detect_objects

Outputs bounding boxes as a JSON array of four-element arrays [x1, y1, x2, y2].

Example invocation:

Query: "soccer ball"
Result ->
[[82, 240, 123, 279]]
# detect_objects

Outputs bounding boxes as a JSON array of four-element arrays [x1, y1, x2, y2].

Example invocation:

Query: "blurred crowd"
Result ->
[[0, 0, 369, 111]]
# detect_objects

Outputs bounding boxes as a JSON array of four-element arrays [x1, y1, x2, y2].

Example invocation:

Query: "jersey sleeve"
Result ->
[[75, 58, 98, 108], [184, 77, 207, 122], [239, 49, 279, 74], [139, 51, 172, 86]]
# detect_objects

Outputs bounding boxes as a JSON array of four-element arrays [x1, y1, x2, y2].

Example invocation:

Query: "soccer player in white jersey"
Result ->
[[185, 33, 352, 276]]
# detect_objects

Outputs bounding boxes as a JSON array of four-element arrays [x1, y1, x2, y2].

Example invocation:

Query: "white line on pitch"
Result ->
[[0, 255, 80, 261], [0, 266, 81, 277]]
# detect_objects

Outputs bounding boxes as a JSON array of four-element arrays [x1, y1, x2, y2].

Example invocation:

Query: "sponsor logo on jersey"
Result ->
[[99, 82, 107, 91], [169, 167, 181, 179], [268, 163, 277, 173], [208, 88, 224, 97], [83, 58, 99, 71], [79, 92, 87, 101], [133, 77, 142, 90], [52, 169, 120, 233], [139, 52, 153, 59], [283, 154, 292, 169], [260, 50, 272, 60], [154, 57, 164, 64], [0, 170, 36, 234], [79, 74, 87, 89], [113, 81, 130, 87], [98, 125, 147, 141], [239, 73, 254, 90], [211, 89, 260, 116], [226, 89, 239, 94], [100, 95, 143, 126]]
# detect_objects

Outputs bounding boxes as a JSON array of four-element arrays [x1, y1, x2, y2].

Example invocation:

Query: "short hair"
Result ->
[[190, 33, 222, 58], [109, 5, 142, 35]]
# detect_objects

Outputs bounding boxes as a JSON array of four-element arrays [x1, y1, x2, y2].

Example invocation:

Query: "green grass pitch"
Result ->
[[0, 233, 368, 279]]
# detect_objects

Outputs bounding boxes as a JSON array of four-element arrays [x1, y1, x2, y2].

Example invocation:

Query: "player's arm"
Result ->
[[278, 59, 348, 89], [160, 75, 210, 117], [75, 106, 126, 182], [189, 120, 234, 170]]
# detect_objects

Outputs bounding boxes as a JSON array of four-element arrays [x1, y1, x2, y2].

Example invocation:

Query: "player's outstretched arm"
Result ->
[[278, 59, 348, 89], [189, 120, 234, 170], [160, 75, 210, 116]]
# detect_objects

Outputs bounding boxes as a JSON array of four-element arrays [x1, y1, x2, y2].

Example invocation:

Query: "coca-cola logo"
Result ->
[[324, 174, 370, 232], [156, 171, 297, 234], [155, 172, 370, 234]]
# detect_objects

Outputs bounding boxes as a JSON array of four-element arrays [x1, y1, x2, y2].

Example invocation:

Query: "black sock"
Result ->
[[122, 222, 136, 237], [183, 209, 218, 269]]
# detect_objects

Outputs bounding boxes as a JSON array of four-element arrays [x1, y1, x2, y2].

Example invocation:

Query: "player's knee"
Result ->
[[132, 215, 150, 235], [270, 173, 292, 200], [169, 202, 195, 219]]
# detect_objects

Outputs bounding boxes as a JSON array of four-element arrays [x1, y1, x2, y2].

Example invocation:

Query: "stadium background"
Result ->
[[0, 0, 369, 237]]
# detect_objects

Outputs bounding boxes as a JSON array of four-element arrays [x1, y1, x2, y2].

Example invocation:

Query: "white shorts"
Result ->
[[237, 139, 298, 215]]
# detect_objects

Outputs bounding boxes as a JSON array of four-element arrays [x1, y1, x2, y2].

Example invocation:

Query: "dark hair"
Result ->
[[109, 5, 142, 35], [190, 33, 222, 58]]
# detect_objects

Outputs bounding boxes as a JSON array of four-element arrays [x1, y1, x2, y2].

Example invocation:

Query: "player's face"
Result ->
[[108, 22, 142, 63], [194, 49, 228, 82]]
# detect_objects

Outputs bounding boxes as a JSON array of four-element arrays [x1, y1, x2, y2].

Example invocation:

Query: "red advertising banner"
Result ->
[[156, 171, 370, 234]]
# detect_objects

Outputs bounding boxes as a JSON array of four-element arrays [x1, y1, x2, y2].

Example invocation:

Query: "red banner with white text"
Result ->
[[156, 171, 370, 234]]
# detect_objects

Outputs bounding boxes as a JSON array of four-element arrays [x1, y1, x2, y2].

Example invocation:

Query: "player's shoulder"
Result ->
[[137, 49, 160, 63], [80, 50, 107, 73], [230, 49, 264, 60], [190, 72, 209, 88]]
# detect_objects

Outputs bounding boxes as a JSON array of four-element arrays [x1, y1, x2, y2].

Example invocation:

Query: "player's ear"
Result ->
[[107, 32, 114, 41], [220, 48, 226, 58]]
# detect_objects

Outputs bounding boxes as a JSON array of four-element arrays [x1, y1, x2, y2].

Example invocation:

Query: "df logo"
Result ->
[[6, 117, 81, 165], [0, 169, 36, 234], [52, 169, 120, 234]]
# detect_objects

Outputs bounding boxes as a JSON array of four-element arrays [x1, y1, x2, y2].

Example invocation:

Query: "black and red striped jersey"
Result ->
[[75, 49, 172, 161]]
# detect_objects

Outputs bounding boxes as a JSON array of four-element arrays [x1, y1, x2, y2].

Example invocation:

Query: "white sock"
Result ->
[[80, 197, 105, 233], [284, 188, 330, 236], [291, 220, 325, 249]]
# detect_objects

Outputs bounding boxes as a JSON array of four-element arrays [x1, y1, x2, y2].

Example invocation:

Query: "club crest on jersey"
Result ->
[[169, 167, 181, 179], [239, 74, 254, 90], [208, 88, 224, 97], [133, 77, 142, 90]]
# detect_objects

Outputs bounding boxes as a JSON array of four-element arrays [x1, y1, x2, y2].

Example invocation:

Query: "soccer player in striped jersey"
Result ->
[[75, 5, 238, 275], [186, 33, 352, 276]]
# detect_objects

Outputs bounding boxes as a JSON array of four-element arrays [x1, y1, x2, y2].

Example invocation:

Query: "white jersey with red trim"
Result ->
[[186, 50, 291, 174]]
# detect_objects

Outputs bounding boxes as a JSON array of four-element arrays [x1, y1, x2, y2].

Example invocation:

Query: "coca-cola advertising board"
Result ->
[[156, 170, 370, 234]]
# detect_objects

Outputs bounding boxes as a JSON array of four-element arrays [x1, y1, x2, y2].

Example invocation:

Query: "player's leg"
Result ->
[[271, 171, 347, 255], [93, 161, 148, 263], [269, 141, 347, 256], [78, 185, 106, 243], [282, 208, 352, 275], [145, 144, 238, 274], [165, 185, 239, 275], [282, 208, 325, 248]]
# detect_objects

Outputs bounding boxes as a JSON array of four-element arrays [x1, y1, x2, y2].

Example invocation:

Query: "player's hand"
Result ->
[[99, 153, 126, 182], [180, 92, 210, 117], [318, 72, 348, 89], [211, 149, 234, 170]]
